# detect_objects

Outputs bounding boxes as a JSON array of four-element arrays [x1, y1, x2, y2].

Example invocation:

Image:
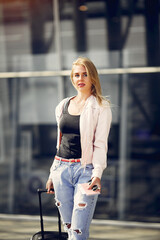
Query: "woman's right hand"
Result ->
[[46, 179, 54, 194]]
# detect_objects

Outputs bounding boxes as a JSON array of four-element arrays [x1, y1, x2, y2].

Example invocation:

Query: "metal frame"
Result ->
[[0, 66, 160, 79]]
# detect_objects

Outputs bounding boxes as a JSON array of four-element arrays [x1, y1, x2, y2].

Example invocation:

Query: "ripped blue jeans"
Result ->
[[50, 158, 98, 240]]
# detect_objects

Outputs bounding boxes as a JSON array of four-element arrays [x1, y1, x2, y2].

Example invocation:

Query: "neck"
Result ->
[[76, 92, 92, 102]]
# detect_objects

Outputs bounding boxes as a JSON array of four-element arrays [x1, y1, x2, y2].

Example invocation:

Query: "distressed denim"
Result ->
[[50, 158, 98, 240]]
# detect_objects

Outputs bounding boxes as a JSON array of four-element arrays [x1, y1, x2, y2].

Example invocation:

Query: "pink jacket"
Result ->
[[54, 95, 112, 179]]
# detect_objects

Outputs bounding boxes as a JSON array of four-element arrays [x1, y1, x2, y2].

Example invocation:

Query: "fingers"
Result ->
[[48, 189, 54, 194], [88, 177, 101, 192], [46, 179, 54, 194]]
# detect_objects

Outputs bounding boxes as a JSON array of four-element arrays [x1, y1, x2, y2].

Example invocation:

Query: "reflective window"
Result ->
[[0, 0, 160, 222]]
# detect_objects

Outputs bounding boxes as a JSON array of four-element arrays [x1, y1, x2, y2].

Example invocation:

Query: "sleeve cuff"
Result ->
[[91, 165, 104, 179]]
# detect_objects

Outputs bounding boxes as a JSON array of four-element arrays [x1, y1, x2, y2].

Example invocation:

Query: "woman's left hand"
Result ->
[[88, 177, 101, 192]]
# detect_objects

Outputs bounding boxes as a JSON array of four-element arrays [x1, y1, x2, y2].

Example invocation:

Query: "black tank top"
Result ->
[[56, 100, 82, 159]]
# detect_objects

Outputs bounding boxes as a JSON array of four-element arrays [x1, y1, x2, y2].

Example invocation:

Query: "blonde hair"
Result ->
[[70, 57, 107, 106]]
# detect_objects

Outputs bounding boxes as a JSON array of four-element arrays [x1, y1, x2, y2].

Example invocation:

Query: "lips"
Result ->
[[78, 83, 85, 87]]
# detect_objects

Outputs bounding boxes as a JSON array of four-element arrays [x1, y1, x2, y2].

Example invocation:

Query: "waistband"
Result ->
[[55, 156, 81, 163]]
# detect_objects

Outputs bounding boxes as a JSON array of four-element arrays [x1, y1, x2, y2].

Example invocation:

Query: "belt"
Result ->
[[55, 156, 81, 163]]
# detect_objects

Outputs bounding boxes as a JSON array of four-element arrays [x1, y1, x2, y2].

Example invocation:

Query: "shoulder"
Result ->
[[94, 97, 112, 122], [56, 97, 68, 109], [55, 96, 75, 115], [102, 99, 111, 109], [55, 97, 70, 116], [86, 95, 99, 109], [87, 95, 111, 111]]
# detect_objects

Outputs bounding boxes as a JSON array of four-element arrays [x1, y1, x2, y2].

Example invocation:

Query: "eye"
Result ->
[[83, 73, 87, 77], [75, 74, 79, 77]]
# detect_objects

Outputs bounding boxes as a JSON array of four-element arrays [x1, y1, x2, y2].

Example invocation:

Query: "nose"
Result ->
[[79, 74, 84, 80]]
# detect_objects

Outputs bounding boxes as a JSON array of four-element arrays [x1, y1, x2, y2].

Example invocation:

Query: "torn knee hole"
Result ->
[[55, 200, 61, 207], [65, 223, 71, 229], [78, 203, 86, 208], [74, 229, 82, 235]]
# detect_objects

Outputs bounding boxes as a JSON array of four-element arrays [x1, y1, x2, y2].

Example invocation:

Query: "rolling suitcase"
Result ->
[[30, 189, 68, 240]]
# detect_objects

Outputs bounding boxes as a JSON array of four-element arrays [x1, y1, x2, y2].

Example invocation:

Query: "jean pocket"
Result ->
[[51, 160, 60, 171], [84, 164, 94, 177], [86, 164, 94, 170]]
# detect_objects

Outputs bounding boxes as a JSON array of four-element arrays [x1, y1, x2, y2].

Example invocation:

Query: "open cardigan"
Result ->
[[51, 95, 112, 179]]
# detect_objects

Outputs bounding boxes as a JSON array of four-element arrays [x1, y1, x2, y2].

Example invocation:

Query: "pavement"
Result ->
[[0, 214, 160, 240]]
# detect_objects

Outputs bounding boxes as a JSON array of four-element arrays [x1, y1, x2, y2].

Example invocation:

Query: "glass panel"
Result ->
[[0, 0, 160, 223], [0, 76, 59, 214]]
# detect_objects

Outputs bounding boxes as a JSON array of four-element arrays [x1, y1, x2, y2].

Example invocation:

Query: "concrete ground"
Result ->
[[0, 214, 160, 240]]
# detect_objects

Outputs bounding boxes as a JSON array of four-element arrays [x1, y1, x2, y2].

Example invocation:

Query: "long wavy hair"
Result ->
[[70, 57, 107, 105]]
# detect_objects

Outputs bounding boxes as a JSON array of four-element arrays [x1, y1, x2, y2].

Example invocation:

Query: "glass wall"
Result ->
[[0, 0, 160, 222]]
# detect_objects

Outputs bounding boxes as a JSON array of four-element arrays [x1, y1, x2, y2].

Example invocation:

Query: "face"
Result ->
[[72, 65, 92, 94]]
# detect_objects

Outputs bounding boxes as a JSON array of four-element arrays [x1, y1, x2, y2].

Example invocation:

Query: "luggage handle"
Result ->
[[37, 188, 62, 240]]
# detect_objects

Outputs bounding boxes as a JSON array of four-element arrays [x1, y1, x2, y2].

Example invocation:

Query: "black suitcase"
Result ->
[[30, 189, 68, 240]]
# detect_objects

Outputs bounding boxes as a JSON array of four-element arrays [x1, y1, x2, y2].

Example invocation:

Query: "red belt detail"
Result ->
[[55, 156, 81, 163]]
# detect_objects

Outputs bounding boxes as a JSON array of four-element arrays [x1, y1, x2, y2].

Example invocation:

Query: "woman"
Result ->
[[46, 57, 112, 240]]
